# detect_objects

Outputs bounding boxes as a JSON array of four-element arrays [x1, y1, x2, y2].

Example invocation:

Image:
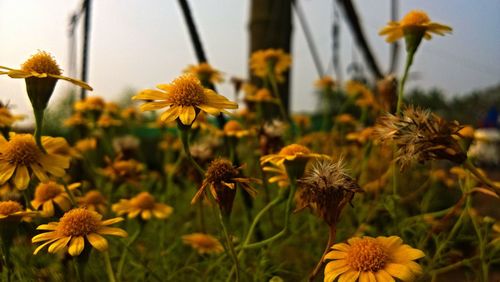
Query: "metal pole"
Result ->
[[80, 0, 92, 100]]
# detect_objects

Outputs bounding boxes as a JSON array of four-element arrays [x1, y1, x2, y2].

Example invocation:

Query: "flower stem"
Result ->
[[396, 50, 415, 115], [309, 225, 337, 281], [218, 210, 240, 282], [179, 128, 205, 175], [464, 159, 500, 191], [33, 108, 46, 153], [103, 251, 117, 282], [117, 225, 143, 280], [61, 179, 78, 207]]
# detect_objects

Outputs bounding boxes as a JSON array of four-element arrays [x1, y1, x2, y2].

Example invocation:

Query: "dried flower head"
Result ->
[[374, 106, 466, 169], [297, 159, 362, 226], [191, 158, 258, 215]]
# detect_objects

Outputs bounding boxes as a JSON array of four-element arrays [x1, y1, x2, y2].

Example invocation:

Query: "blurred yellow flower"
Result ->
[[133, 74, 238, 126], [0, 133, 71, 190], [74, 96, 106, 113], [250, 49, 291, 82], [261, 144, 321, 166], [324, 236, 424, 282], [379, 10, 452, 43], [74, 138, 97, 153], [97, 113, 122, 128], [0, 200, 36, 222], [32, 208, 127, 256], [78, 190, 108, 214], [0, 103, 24, 128], [315, 76, 336, 91], [31, 181, 80, 217], [182, 233, 224, 255], [112, 192, 173, 220], [184, 63, 223, 84], [223, 120, 251, 138]]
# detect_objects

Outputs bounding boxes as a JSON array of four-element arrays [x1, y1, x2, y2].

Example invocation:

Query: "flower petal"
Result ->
[[97, 227, 128, 237], [13, 165, 29, 189], [68, 236, 85, 256], [87, 233, 108, 252]]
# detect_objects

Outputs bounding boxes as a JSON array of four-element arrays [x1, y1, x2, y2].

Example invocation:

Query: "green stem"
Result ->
[[396, 50, 414, 115], [0, 237, 11, 282], [73, 258, 83, 282], [117, 226, 143, 280], [240, 181, 296, 250], [267, 67, 289, 123], [179, 128, 205, 175], [309, 225, 337, 281], [33, 108, 46, 153], [464, 159, 500, 190], [61, 180, 77, 207], [468, 203, 488, 281], [218, 210, 240, 282], [103, 251, 117, 282]]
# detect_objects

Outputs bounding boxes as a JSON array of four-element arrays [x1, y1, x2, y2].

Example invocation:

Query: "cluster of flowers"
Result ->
[[0, 9, 498, 282]]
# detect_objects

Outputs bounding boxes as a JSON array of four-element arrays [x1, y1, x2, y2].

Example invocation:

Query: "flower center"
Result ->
[[279, 144, 311, 156], [35, 182, 63, 202], [57, 208, 100, 237], [346, 238, 389, 272], [21, 51, 61, 75], [168, 74, 205, 106], [3, 134, 42, 166], [223, 120, 243, 133], [0, 201, 22, 215], [400, 10, 430, 27], [206, 159, 238, 183], [130, 192, 156, 209]]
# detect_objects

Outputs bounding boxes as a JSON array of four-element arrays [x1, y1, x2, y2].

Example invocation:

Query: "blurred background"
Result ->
[[0, 0, 499, 125]]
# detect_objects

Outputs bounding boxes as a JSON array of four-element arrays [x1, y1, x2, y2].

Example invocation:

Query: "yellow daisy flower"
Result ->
[[250, 49, 291, 82], [99, 157, 144, 185], [223, 120, 251, 138], [324, 236, 425, 282], [74, 96, 106, 113], [0, 103, 24, 129], [260, 144, 321, 166], [74, 138, 97, 153], [184, 63, 223, 84], [182, 233, 224, 255], [262, 163, 289, 188], [31, 181, 80, 217], [0, 51, 92, 90], [132, 74, 238, 126], [112, 192, 173, 220], [0, 200, 36, 222], [32, 208, 127, 256], [97, 113, 122, 128], [78, 190, 108, 214], [0, 133, 71, 190], [379, 10, 452, 43], [315, 76, 336, 91]]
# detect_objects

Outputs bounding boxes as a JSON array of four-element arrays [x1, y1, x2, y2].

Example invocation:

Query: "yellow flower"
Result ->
[[292, 114, 311, 130], [315, 76, 336, 91], [182, 233, 224, 255], [74, 96, 106, 113], [74, 138, 97, 153], [262, 163, 289, 188], [184, 63, 223, 84], [0, 51, 92, 90], [336, 114, 356, 125], [250, 49, 291, 82], [31, 181, 80, 217], [100, 157, 144, 185], [78, 190, 107, 214], [245, 88, 278, 103], [112, 192, 173, 220], [0, 103, 24, 128], [458, 125, 475, 139], [32, 208, 127, 256], [379, 10, 452, 43], [64, 112, 88, 128], [97, 113, 122, 128], [223, 120, 251, 138], [133, 74, 238, 126], [0, 200, 36, 222], [324, 236, 425, 282], [261, 144, 321, 166], [0, 133, 71, 190]]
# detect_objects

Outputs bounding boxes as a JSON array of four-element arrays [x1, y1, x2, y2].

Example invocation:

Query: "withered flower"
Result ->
[[191, 158, 259, 216], [375, 106, 466, 169], [297, 159, 362, 226]]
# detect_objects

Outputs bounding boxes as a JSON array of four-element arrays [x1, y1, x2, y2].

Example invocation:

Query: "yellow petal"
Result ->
[[325, 250, 348, 260], [392, 245, 425, 262], [132, 89, 167, 101], [97, 227, 128, 237], [87, 233, 108, 251], [68, 236, 85, 256], [33, 238, 59, 255], [48, 237, 71, 253], [179, 106, 196, 125], [141, 210, 152, 220], [0, 163, 16, 185], [159, 106, 180, 123], [374, 269, 395, 282], [13, 165, 29, 189], [324, 263, 350, 282], [100, 217, 124, 226], [359, 272, 377, 282], [32, 231, 58, 243], [384, 263, 413, 281], [139, 101, 172, 111], [338, 270, 360, 282], [42, 200, 55, 217], [50, 74, 93, 90]]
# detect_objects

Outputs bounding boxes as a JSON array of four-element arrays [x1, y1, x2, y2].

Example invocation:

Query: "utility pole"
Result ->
[[80, 0, 92, 100]]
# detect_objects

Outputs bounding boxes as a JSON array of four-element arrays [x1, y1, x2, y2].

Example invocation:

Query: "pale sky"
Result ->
[[1, 0, 499, 122]]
